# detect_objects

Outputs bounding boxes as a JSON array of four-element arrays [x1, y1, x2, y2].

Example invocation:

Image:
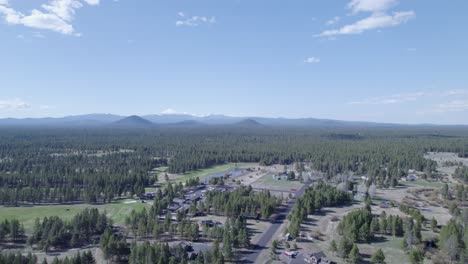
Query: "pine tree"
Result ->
[[371, 249, 386, 264], [329, 240, 338, 254], [430, 217, 437, 232], [222, 228, 233, 260], [349, 244, 360, 264], [371, 217, 380, 236], [408, 248, 424, 264], [338, 237, 353, 258]]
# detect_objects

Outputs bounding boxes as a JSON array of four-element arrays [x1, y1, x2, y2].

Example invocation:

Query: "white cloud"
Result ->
[[304, 57, 320, 63], [39, 105, 56, 110], [161, 108, 180, 115], [160, 108, 208, 117], [0, 99, 31, 110], [319, 0, 414, 37], [349, 92, 426, 105], [325, 16, 340, 26], [436, 100, 468, 112], [446, 89, 468, 96], [42, 0, 83, 21], [176, 14, 216, 27], [348, 0, 398, 14], [319, 11, 414, 36], [83, 0, 99, 5], [33, 31, 46, 38], [0, 0, 99, 35]]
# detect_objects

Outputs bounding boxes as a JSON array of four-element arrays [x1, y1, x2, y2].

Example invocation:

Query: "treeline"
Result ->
[[29, 208, 108, 250], [129, 240, 226, 264], [99, 229, 130, 262], [288, 181, 352, 238], [333, 203, 424, 262], [454, 166, 468, 183], [123, 182, 194, 240], [128, 214, 249, 264], [337, 208, 408, 245], [1, 127, 467, 205], [125, 208, 200, 241], [437, 219, 468, 262], [205, 185, 279, 219], [43, 251, 96, 264], [0, 219, 25, 242], [0, 251, 96, 264], [0, 252, 37, 264]]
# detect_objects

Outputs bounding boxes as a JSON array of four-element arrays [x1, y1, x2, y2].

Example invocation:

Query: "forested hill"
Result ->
[[0, 126, 467, 205]]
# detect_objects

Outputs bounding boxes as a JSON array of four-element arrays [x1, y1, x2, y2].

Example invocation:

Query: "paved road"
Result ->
[[242, 182, 312, 263]]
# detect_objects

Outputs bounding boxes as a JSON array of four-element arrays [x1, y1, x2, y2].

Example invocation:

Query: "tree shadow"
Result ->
[[370, 235, 389, 243]]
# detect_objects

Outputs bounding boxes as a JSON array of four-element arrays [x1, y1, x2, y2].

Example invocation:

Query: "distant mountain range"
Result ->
[[0, 113, 466, 128], [112, 115, 155, 128]]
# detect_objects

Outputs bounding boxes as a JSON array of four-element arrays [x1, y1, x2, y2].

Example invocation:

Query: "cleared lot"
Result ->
[[0, 199, 149, 232], [251, 174, 303, 192]]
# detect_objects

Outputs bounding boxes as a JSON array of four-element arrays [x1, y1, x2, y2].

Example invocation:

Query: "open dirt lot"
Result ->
[[425, 152, 468, 167], [250, 174, 303, 192], [425, 152, 468, 185]]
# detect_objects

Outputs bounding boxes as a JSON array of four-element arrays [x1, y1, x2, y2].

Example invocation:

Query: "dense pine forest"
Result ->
[[0, 126, 468, 205]]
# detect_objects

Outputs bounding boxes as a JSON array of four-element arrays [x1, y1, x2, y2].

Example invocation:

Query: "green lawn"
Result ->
[[403, 180, 444, 188], [175, 162, 258, 183], [154, 166, 168, 172], [356, 236, 410, 264], [0, 199, 149, 233], [251, 174, 303, 191]]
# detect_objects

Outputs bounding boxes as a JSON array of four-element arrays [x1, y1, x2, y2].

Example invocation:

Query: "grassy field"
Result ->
[[251, 174, 303, 191], [403, 180, 444, 188], [0, 199, 149, 233], [174, 162, 258, 183], [155, 166, 169, 172], [356, 236, 410, 264], [312, 235, 411, 264]]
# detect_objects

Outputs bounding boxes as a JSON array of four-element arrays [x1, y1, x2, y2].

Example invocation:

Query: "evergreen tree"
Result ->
[[338, 237, 353, 259], [430, 217, 438, 232], [349, 244, 360, 264], [370, 249, 386, 264], [329, 240, 338, 254], [408, 248, 424, 264]]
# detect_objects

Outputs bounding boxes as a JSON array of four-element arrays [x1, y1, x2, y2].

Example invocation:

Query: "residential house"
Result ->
[[406, 174, 418, 181], [304, 251, 330, 264]]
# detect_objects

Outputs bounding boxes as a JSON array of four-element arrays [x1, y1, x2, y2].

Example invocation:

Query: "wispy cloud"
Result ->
[[436, 100, 468, 112], [160, 108, 208, 117], [176, 12, 215, 27], [350, 89, 468, 115], [325, 16, 340, 26], [161, 108, 180, 115], [39, 105, 57, 110], [0, 0, 100, 35], [304, 57, 320, 63], [349, 92, 426, 105], [0, 98, 31, 110], [318, 0, 415, 37], [446, 89, 468, 96], [320, 12, 414, 36], [33, 31, 46, 38], [348, 0, 398, 13]]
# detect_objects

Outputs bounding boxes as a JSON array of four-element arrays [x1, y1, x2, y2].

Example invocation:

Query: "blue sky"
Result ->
[[1, 0, 468, 124]]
